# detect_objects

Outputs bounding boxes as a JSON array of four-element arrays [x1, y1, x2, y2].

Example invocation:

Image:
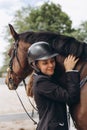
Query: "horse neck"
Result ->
[[56, 55, 87, 80]]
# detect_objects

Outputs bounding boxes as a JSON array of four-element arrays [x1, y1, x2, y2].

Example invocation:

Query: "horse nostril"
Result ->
[[9, 78, 13, 84]]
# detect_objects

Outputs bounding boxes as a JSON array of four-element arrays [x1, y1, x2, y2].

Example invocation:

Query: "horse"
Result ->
[[5, 24, 87, 130]]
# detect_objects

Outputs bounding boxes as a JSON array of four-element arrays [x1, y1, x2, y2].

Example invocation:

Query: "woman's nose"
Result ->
[[48, 62, 54, 67]]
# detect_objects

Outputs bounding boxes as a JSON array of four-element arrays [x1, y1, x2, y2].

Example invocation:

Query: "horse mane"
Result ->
[[19, 31, 87, 60]]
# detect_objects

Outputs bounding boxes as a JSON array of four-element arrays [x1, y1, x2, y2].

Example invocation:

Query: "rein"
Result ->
[[15, 90, 37, 124], [15, 77, 38, 125], [8, 40, 38, 125], [22, 79, 38, 111], [80, 76, 87, 88]]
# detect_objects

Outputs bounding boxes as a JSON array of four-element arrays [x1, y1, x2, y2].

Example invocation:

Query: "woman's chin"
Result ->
[[47, 71, 54, 76]]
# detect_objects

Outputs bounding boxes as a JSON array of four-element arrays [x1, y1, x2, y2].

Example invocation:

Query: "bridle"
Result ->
[[7, 40, 37, 125], [8, 40, 26, 84]]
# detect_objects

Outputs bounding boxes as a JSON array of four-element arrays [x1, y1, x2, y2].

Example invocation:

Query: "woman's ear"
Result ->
[[36, 62, 40, 69], [32, 62, 40, 72], [32, 62, 36, 67]]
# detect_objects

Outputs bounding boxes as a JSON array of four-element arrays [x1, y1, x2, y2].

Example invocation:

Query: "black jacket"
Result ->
[[33, 71, 80, 130]]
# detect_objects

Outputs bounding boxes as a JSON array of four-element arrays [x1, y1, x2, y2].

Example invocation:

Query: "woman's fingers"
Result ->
[[64, 55, 79, 71]]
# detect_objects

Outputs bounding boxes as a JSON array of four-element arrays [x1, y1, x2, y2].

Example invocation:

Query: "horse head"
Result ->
[[5, 25, 62, 90], [5, 24, 33, 90]]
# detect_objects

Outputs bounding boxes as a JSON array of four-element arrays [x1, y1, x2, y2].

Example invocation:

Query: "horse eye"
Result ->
[[9, 77, 13, 83], [8, 44, 14, 56]]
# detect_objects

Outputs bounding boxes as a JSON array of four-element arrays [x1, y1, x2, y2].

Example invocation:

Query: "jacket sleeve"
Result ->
[[36, 72, 80, 105]]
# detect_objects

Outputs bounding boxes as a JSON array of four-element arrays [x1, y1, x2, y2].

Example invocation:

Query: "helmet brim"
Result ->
[[36, 53, 58, 60]]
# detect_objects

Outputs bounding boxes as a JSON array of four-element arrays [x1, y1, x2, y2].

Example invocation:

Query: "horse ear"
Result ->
[[9, 24, 19, 41]]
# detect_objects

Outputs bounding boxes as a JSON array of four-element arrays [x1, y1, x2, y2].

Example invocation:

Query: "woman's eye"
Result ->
[[50, 59, 55, 63], [42, 62, 47, 65]]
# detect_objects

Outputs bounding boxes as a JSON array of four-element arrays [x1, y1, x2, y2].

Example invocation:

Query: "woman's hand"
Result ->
[[64, 55, 79, 71]]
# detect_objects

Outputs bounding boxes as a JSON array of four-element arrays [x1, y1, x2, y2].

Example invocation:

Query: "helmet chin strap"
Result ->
[[31, 62, 40, 72]]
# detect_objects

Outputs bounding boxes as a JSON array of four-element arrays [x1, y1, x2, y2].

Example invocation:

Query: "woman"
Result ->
[[27, 41, 80, 130]]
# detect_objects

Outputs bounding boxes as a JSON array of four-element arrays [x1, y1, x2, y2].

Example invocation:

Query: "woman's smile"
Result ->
[[37, 58, 56, 76]]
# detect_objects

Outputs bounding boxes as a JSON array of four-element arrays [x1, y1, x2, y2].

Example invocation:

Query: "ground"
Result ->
[[0, 83, 76, 130]]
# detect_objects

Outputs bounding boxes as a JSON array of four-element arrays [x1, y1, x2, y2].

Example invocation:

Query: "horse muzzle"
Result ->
[[6, 67, 23, 90], [5, 72, 18, 90]]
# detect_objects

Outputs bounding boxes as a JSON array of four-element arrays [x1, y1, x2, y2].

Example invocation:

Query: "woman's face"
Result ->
[[37, 58, 56, 76]]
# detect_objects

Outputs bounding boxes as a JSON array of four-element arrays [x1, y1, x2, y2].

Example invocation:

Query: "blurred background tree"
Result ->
[[13, 2, 74, 33], [1, 2, 87, 76], [70, 21, 87, 42]]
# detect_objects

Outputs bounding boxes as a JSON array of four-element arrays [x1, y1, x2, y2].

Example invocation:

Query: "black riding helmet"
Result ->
[[28, 41, 58, 70]]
